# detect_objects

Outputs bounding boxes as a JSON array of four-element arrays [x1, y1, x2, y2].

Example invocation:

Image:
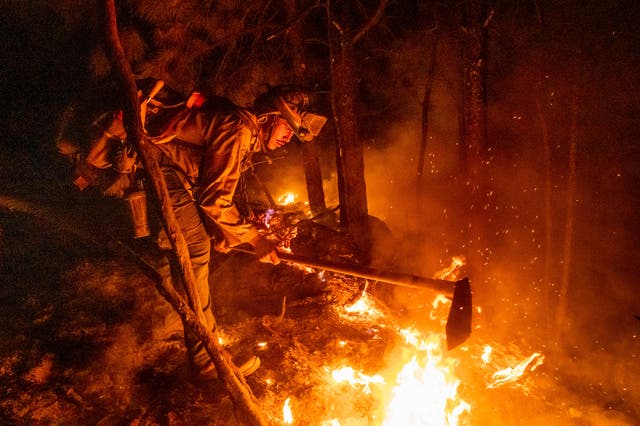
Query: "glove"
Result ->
[[252, 235, 280, 265], [213, 239, 231, 254]]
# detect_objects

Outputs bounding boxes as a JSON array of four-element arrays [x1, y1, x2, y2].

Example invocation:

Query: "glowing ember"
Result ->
[[381, 333, 470, 426], [487, 352, 544, 389], [481, 345, 492, 363], [283, 397, 293, 424], [332, 366, 385, 394], [342, 284, 385, 321]]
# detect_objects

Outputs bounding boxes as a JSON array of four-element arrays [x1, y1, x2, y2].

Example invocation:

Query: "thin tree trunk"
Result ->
[[328, 1, 370, 252], [536, 81, 554, 333], [301, 139, 327, 215], [457, 39, 467, 177], [460, 0, 490, 276], [416, 36, 439, 205], [463, 11, 487, 180], [103, 2, 267, 424], [555, 91, 578, 345], [285, 0, 327, 216], [102, 0, 203, 322]]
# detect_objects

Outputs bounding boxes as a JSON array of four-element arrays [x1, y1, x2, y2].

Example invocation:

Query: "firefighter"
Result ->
[[150, 86, 327, 380]]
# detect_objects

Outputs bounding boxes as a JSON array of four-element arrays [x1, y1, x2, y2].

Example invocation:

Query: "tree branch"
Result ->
[[352, 0, 390, 44], [102, 1, 267, 424]]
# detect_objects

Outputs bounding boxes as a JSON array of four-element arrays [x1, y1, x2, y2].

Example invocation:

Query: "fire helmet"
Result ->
[[252, 86, 327, 142]]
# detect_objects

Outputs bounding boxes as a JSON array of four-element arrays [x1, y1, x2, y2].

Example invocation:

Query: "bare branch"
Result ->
[[483, 9, 495, 28], [352, 0, 390, 44]]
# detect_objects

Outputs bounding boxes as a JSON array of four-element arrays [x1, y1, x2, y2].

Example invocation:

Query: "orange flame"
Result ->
[[278, 192, 297, 206], [487, 352, 544, 389], [320, 257, 472, 425], [341, 283, 385, 322], [381, 332, 470, 425], [434, 255, 466, 280], [332, 366, 385, 395], [283, 397, 293, 424]]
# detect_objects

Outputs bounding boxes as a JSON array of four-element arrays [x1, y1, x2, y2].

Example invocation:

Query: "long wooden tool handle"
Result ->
[[235, 247, 458, 296]]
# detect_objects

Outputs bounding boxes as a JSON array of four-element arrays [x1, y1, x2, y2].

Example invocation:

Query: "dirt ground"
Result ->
[[1, 146, 638, 425]]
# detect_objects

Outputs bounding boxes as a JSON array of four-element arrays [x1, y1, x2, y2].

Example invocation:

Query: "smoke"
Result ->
[[356, 33, 640, 419]]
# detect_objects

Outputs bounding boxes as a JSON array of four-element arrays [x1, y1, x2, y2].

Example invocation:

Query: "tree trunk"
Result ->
[[285, 0, 327, 216], [555, 90, 578, 345], [416, 36, 439, 206], [456, 39, 467, 177], [536, 79, 554, 333], [460, 0, 489, 275], [327, 1, 370, 252], [462, 1, 488, 181], [103, 2, 267, 424]]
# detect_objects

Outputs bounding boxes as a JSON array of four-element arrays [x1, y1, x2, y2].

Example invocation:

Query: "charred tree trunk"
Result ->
[[285, 0, 327, 216], [103, 2, 267, 424], [416, 36, 439, 205], [327, 0, 389, 252], [328, 3, 369, 251], [301, 129, 327, 215]]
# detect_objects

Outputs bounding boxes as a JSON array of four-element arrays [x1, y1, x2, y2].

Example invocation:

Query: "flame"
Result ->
[[342, 284, 385, 321], [278, 192, 297, 205], [434, 255, 466, 280], [332, 366, 385, 394], [481, 345, 492, 364], [487, 352, 544, 389], [430, 294, 452, 322], [262, 208, 275, 228], [334, 282, 468, 424], [382, 333, 470, 425], [283, 397, 293, 424]]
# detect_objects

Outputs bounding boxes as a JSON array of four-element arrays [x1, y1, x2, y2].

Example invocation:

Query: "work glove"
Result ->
[[252, 235, 280, 265], [213, 238, 231, 254]]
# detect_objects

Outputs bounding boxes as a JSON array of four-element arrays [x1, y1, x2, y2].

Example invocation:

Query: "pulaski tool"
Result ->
[[233, 248, 472, 350]]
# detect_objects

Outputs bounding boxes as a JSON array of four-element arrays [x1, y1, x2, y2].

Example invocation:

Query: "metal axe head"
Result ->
[[445, 277, 472, 350]]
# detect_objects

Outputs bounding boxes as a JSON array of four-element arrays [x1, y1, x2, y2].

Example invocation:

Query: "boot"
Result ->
[[192, 355, 261, 382]]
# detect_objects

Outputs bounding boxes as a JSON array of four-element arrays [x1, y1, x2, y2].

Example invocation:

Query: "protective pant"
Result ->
[[162, 168, 216, 372]]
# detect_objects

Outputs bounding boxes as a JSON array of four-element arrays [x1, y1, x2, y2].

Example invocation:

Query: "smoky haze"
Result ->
[[356, 10, 640, 420], [0, 0, 638, 422]]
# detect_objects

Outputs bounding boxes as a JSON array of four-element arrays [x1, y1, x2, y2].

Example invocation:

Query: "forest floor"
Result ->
[[1, 145, 638, 426]]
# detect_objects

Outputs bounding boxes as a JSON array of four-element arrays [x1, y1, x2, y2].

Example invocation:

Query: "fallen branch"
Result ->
[[102, 1, 267, 424], [120, 244, 268, 425]]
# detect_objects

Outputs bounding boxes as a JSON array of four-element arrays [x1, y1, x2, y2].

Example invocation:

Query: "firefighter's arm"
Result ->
[[195, 117, 279, 264], [195, 124, 260, 248]]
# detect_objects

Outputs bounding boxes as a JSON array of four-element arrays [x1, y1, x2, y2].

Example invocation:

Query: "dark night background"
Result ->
[[1, 0, 639, 424]]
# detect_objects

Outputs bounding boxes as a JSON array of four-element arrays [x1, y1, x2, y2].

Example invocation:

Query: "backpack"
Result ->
[[56, 79, 185, 199]]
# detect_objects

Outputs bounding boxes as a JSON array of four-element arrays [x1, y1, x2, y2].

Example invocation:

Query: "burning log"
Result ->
[[289, 219, 365, 263]]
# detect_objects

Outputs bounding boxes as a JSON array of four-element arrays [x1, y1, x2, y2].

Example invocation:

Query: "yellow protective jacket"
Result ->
[[150, 104, 264, 247], [82, 101, 263, 247]]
